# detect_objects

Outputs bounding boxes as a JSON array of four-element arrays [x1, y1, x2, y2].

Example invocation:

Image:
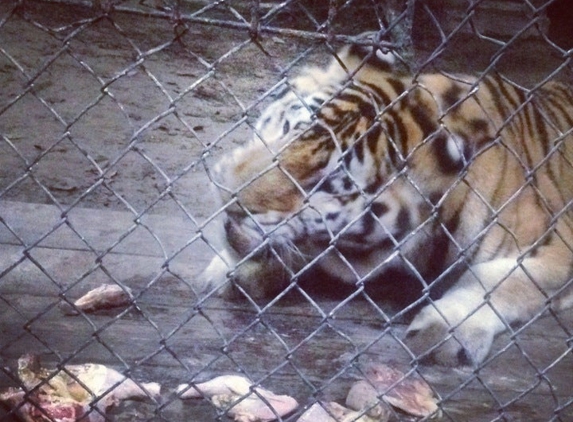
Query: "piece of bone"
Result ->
[[177, 375, 252, 398], [296, 401, 381, 422], [60, 284, 132, 315], [0, 354, 160, 422], [66, 362, 160, 404], [177, 375, 298, 422], [356, 363, 439, 418], [345, 379, 392, 420], [295, 402, 337, 422], [0, 387, 87, 422]]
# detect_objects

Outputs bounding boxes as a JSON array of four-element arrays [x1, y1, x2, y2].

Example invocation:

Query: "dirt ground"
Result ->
[[0, 0, 325, 221], [1, 0, 570, 220]]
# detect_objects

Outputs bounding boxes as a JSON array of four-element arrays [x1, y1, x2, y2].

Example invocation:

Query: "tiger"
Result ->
[[200, 38, 573, 367]]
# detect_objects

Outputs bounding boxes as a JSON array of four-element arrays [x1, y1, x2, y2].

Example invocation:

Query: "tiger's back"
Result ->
[[409, 72, 573, 266], [202, 43, 573, 366]]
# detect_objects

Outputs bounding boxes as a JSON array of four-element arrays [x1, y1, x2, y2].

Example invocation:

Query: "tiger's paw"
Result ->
[[404, 303, 500, 367], [198, 254, 234, 297], [200, 252, 289, 301]]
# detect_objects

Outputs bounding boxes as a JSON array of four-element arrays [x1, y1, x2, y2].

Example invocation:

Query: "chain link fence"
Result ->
[[1, 0, 572, 421]]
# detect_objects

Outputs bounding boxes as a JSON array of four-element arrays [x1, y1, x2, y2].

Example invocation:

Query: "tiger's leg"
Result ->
[[199, 250, 236, 297], [405, 242, 573, 366], [200, 249, 291, 300]]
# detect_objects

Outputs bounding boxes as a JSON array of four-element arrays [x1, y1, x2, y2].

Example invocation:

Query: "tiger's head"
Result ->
[[208, 43, 484, 297]]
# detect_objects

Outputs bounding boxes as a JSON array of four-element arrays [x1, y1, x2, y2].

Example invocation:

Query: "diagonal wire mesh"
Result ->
[[0, 0, 572, 421]]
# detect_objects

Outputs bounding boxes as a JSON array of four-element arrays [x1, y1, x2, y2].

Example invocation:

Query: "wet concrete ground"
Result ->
[[1, 200, 572, 421]]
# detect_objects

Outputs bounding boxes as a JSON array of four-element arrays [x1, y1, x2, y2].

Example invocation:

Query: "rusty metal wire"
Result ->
[[0, 0, 572, 421]]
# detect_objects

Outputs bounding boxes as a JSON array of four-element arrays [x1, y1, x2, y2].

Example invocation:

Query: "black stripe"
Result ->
[[533, 94, 571, 206], [496, 76, 522, 111], [410, 104, 437, 140], [529, 232, 553, 257], [337, 92, 369, 107], [386, 77, 407, 96], [530, 98, 566, 204], [544, 94, 573, 129], [365, 175, 384, 194], [467, 118, 493, 154], [318, 111, 345, 129], [354, 135, 365, 163], [469, 118, 489, 133], [389, 111, 410, 159], [310, 138, 336, 154], [410, 105, 453, 175], [520, 102, 537, 171], [444, 208, 461, 236], [442, 84, 464, 110], [343, 147, 353, 167], [384, 118, 405, 168], [425, 203, 464, 283], [367, 123, 379, 155], [529, 98, 550, 157], [498, 79, 528, 135], [397, 207, 411, 232], [482, 76, 512, 122], [362, 211, 376, 236], [429, 191, 443, 206], [362, 82, 393, 106], [303, 125, 330, 142], [364, 123, 381, 159], [490, 148, 509, 207], [552, 84, 573, 105]]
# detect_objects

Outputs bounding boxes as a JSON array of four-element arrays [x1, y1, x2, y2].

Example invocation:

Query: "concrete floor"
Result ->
[[1, 200, 572, 421]]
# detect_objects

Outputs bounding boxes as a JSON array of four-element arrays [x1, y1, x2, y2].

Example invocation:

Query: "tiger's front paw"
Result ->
[[199, 253, 234, 297], [405, 302, 502, 367], [200, 252, 289, 301]]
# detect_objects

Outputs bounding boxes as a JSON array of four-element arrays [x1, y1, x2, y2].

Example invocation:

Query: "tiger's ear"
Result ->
[[329, 43, 397, 78], [326, 29, 403, 80]]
